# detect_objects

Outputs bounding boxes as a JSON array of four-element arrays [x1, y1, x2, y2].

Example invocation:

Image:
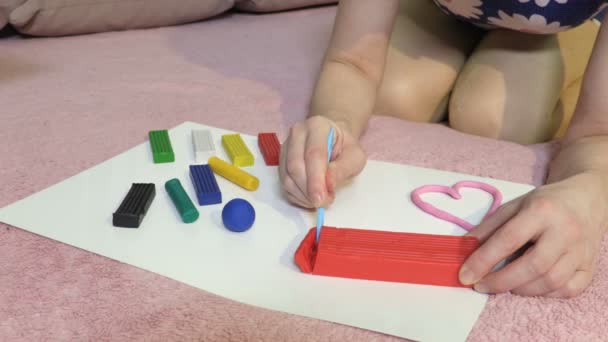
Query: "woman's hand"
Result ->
[[276, 1, 398, 210], [279, 116, 367, 208], [460, 171, 607, 298], [463, 15, 608, 298]]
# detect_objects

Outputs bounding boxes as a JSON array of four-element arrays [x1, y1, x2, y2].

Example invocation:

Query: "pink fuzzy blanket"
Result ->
[[1, 6, 607, 341]]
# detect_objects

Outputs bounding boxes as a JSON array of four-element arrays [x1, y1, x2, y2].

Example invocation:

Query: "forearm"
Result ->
[[308, 0, 398, 138], [548, 16, 608, 183], [310, 61, 379, 138]]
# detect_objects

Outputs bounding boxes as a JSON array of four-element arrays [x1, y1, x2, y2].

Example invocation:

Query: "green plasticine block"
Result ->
[[165, 178, 199, 223], [149, 130, 175, 163]]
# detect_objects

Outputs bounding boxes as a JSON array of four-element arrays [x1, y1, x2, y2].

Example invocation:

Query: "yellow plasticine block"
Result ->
[[221, 133, 254, 167], [208, 156, 259, 191]]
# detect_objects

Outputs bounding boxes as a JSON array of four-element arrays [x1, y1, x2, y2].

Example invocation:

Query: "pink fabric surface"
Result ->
[[1, 6, 607, 341]]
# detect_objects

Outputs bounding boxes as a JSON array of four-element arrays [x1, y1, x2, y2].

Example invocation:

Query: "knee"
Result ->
[[375, 76, 449, 123], [448, 85, 504, 140], [449, 81, 556, 144], [448, 34, 563, 144]]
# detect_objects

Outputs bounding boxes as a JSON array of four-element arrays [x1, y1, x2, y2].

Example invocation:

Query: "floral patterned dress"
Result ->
[[433, 0, 607, 33]]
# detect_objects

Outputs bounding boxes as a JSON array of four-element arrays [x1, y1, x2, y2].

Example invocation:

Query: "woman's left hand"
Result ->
[[459, 172, 607, 298]]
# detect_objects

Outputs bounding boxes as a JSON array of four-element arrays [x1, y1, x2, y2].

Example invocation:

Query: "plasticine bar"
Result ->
[[208, 156, 259, 191], [189, 164, 222, 205], [149, 130, 175, 163], [165, 178, 199, 223], [192, 129, 215, 163], [294, 226, 479, 288], [221, 133, 254, 167], [112, 183, 156, 228], [258, 132, 281, 166]]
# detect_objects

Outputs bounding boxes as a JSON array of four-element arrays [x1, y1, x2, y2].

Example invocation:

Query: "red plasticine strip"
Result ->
[[294, 226, 479, 288], [410, 180, 502, 231]]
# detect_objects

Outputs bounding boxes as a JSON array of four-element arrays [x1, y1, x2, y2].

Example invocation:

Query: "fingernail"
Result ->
[[313, 193, 323, 207], [474, 282, 489, 294], [459, 266, 475, 285]]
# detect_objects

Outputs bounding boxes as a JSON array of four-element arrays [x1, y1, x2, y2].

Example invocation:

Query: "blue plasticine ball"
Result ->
[[222, 198, 255, 232]]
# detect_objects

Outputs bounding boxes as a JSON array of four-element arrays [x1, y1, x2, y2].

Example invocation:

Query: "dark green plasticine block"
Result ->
[[149, 130, 175, 163], [165, 178, 199, 223]]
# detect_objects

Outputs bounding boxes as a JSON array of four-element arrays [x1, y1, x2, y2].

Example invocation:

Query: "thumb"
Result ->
[[327, 145, 366, 193]]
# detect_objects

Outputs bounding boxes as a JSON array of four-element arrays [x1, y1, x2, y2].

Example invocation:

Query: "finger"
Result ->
[[283, 125, 313, 205], [459, 209, 544, 286], [327, 145, 366, 192], [279, 129, 312, 206], [545, 269, 594, 298], [473, 226, 569, 293], [511, 249, 580, 296], [279, 165, 311, 207], [286, 192, 312, 209], [279, 138, 308, 205], [304, 124, 334, 207], [282, 173, 313, 208], [467, 199, 522, 242]]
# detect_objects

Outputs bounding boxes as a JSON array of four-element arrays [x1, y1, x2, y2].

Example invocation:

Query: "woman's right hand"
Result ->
[[279, 115, 367, 209]]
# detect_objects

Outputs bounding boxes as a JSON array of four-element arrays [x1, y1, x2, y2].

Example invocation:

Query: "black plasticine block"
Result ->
[[113, 183, 156, 228]]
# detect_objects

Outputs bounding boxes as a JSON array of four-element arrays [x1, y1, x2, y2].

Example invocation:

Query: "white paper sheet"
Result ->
[[0, 121, 534, 342]]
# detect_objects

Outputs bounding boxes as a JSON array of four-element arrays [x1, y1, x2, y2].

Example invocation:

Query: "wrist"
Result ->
[[548, 135, 608, 183], [574, 171, 608, 233], [309, 110, 367, 139], [333, 118, 359, 137]]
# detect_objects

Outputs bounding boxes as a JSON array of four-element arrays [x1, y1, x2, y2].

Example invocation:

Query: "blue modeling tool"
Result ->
[[316, 127, 334, 243]]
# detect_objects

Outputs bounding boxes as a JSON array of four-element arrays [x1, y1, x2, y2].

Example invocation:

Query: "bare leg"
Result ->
[[553, 21, 600, 139], [373, 0, 484, 122], [449, 21, 599, 144]]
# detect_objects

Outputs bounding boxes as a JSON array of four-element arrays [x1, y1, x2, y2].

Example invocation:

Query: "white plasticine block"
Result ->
[[192, 129, 215, 162]]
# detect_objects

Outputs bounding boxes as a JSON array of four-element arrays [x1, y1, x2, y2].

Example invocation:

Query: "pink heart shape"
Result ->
[[410, 181, 502, 231]]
